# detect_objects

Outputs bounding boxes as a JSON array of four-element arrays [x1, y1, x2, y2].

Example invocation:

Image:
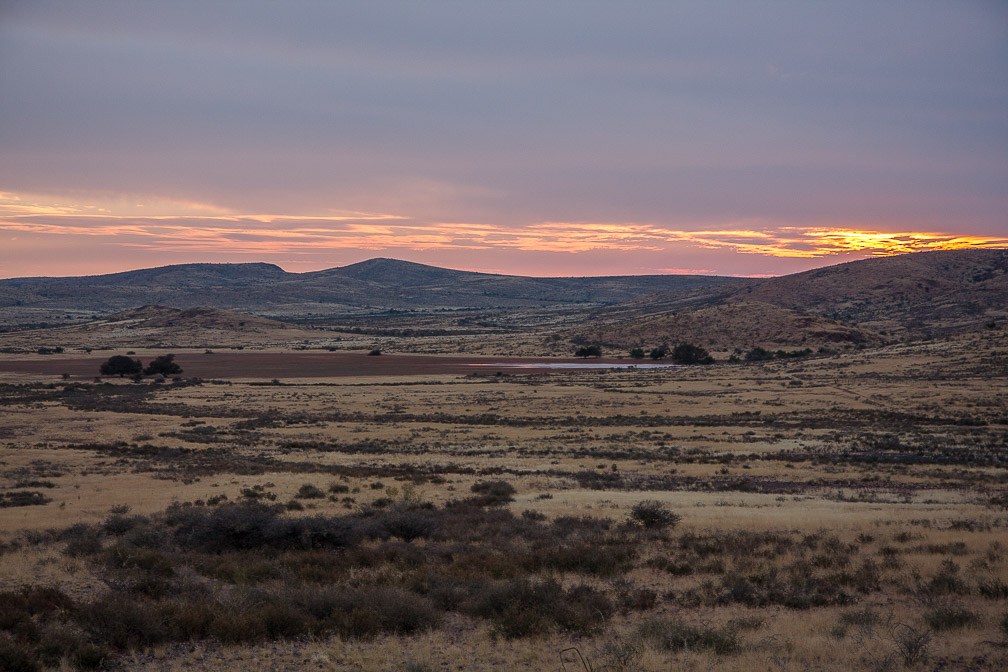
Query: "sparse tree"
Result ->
[[629, 500, 681, 529], [99, 355, 143, 377], [649, 345, 669, 360], [574, 345, 602, 358], [671, 343, 714, 365], [143, 353, 182, 376], [744, 346, 774, 362]]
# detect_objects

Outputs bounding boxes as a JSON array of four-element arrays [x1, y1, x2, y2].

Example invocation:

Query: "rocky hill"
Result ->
[[0, 258, 738, 325], [566, 249, 1007, 350], [570, 301, 882, 352]]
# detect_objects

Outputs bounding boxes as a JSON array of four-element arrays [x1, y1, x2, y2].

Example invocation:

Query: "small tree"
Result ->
[[744, 346, 774, 362], [99, 355, 143, 377], [649, 345, 669, 360], [629, 500, 681, 530], [671, 343, 714, 365], [574, 345, 602, 358], [469, 480, 517, 506], [629, 347, 646, 359], [143, 353, 182, 376]]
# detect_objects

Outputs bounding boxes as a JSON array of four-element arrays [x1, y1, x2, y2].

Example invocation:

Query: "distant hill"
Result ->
[[0, 305, 318, 350], [1, 251, 1004, 348], [102, 305, 291, 332], [570, 301, 882, 351], [570, 249, 1008, 349], [0, 258, 739, 324], [727, 248, 1008, 337]]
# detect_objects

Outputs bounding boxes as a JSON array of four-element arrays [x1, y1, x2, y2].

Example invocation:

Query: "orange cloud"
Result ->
[[0, 191, 1004, 261]]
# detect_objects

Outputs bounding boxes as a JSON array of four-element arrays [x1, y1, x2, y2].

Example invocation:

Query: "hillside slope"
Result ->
[[569, 301, 881, 352], [566, 249, 1007, 349], [0, 258, 738, 322], [731, 249, 1008, 337]]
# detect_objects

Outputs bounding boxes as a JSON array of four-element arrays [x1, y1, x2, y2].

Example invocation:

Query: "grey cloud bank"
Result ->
[[0, 1, 1005, 276]]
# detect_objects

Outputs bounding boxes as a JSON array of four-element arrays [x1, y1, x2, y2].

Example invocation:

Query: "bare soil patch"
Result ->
[[0, 352, 639, 379]]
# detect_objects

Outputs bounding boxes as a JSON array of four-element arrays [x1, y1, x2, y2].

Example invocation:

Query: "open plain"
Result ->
[[1, 320, 1006, 671]]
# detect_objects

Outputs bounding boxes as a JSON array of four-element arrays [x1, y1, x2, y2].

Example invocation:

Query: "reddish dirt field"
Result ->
[[0, 352, 641, 379]]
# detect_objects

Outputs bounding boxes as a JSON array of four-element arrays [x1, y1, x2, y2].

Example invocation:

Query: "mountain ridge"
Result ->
[[1, 250, 1005, 345], [0, 257, 740, 318]]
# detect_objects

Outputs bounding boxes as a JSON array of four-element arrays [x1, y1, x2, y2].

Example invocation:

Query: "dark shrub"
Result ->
[[629, 501, 681, 530], [172, 503, 278, 552], [0, 491, 52, 508], [380, 510, 434, 543], [208, 609, 268, 643], [924, 603, 981, 630], [143, 354, 182, 377], [325, 587, 440, 638], [744, 347, 774, 362], [61, 524, 103, 557], [99, 355, 143, 377], [0, 637, 39, 672], [671, 343, 714, 365], [166, 600, 216, 641], [35, 622, 109, 669], [469, 480, 516, 506], [636, 617, 740, 654], [978, 578, 1008, 599], [102, 513, 148, 536], [295, 484, 326, 499], [925, 560, 968, 596], [171, 503, 363, 553], [537, 541, 636, 577], [76, 594, 168, 649], [470, 578, 612, 638]]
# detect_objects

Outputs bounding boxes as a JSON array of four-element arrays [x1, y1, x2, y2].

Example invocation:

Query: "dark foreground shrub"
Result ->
[[0, 637, 39, 672], [629, 500, 681, 530], [470, 578, 613, 638], [469, 480, 517, 506], [172, 503, 362, 552], [635, 617, 740, 654], [295, 484, 326, 499], [379, 510, 435, 542], [324, 586, 441, 639], [76, 594, 169, 649], [0, 491, 52, 508], [924, 603, 981, 630]]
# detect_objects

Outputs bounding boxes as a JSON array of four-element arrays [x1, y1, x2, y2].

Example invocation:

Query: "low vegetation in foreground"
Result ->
[[0, 326, 1006, 670]]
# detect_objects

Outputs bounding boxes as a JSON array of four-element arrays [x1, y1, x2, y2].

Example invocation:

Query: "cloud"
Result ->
[[1, 192, 1004, 266]]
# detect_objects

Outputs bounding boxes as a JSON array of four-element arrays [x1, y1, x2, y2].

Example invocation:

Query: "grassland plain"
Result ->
[[0, 327, 1006, 671]]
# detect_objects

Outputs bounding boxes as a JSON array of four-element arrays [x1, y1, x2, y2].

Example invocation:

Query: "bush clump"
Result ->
[[629, 500, 681, 530], [295, 484, 326, 499], [469, 480, 517, 507], [635, 617, 740, 654], [471, 578, 612, 638]]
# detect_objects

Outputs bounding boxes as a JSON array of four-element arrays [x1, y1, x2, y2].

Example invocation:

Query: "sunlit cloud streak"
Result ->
[[1, 194, 1003, 263], [1, 3, 1005, 277]]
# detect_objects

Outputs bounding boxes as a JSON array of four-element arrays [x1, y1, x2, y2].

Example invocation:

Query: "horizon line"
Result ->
[[3, 248, 1005, 283]]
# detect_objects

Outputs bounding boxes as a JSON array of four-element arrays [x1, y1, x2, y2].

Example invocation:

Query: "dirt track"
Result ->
[[0, 352, 639, 379]]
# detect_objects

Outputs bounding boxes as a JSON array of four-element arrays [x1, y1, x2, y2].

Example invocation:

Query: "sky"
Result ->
[[1, 0, 1006, 279]]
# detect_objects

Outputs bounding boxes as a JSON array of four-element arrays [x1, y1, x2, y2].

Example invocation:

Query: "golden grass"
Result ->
[[0, 328, 1006, 670]]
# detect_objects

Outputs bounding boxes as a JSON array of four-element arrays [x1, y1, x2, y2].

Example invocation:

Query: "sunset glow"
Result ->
[[1, 191, 1004, 276], [1, 3, 1005, 278]]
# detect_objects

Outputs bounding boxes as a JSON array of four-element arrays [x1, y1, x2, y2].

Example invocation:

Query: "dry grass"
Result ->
[[0, 327, 1006, 670]]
